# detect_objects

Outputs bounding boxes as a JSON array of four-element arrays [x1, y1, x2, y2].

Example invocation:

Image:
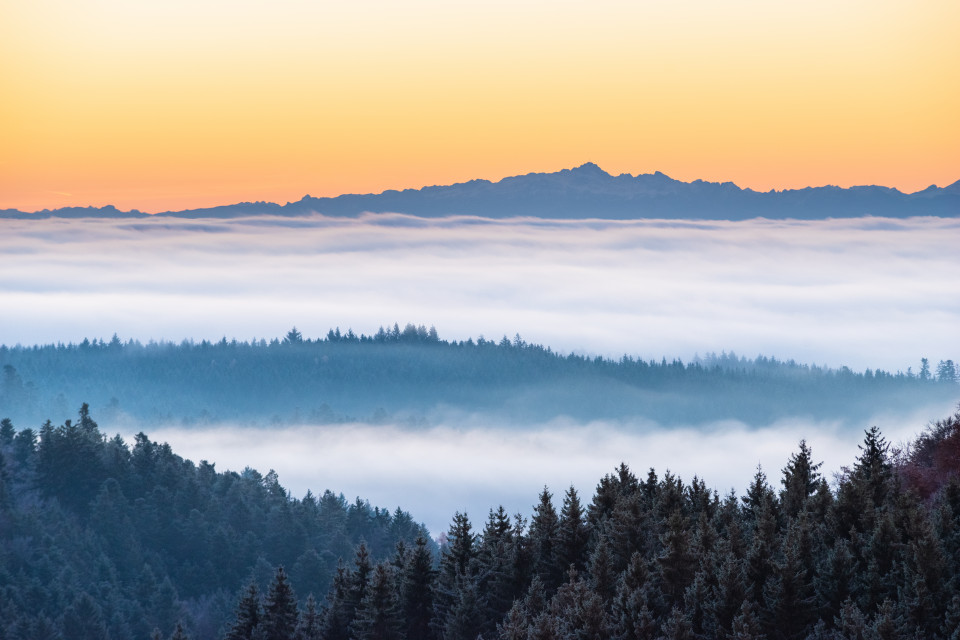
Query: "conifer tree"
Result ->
[[402, 535, 436, 640], [558, 486, 590, 574], [711, 549, 747, 638], [658, 606, 694, 640], [763, 517, 816, 640], [261, 567, 298, 640], [654, 509, 697, 615], [443, 577, 486, 640], [433, 512, 477, 637], [815, 537, 855, 629], [226, 583, 261, 640], [169, 622, 189, 640], [744, 499, 777, 610], [529, 488, 562, 592], [611, 553, 657, 640], [353, 564, 404, 640], [295, 594, 322, 640], [730, 600, 765, 640], [587, 535, 617, 606], [833, 599, 868, 640], [780, 440, 822, 520], [322, 562, 353, 640]]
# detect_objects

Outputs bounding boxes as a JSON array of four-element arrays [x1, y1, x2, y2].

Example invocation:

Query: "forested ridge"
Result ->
[[0, 406, 430, 639], [1, 325, 957, 429], [2, 405, 960, 639]]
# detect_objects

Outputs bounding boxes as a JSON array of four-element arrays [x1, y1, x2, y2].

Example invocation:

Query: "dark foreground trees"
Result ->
[[2, 404, 960, 639], [221, 408, 960, 640]]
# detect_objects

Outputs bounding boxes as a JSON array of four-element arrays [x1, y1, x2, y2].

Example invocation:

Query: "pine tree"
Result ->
[[443, 577, 485, 640], [744, 499, 777, 611], [658, 606, 694, 640], [295, 594, 322, 640], [558, 486, 590, 574], [529, 487, 562, 592], [711, 549, 747, 638], [833, 599, 868, 640], [654, 509, 696, 615], [763, 516, 816, 640], [402, 535, 436, 640], [730, 600, 765, 640], [169, 622, 189, 640], [587, 535, 617, 605], [352, 564, 404, 640], [433, 512, 476, 637], [261, 567, 298, 640], [611, 553, 657, 640], [226, 583, 261, 640], [816, 537, 855, 626], [322, 561, 353, 640], [780, 440, 822, 520], [60, 593, 109, 640]]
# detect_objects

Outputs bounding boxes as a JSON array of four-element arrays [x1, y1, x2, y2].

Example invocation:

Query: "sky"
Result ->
[[2, 0, 959, 213], [2, 213, 958, 373]]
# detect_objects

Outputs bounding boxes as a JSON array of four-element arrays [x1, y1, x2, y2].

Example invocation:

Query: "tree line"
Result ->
[[1, 325, 956, 429], [0, 406, 430, 639], [2, 405, 960, 638]]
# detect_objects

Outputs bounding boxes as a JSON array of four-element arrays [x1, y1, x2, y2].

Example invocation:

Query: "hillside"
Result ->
[[1, 326, 957, 429]]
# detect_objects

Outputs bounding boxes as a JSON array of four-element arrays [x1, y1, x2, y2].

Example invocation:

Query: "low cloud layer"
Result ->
[[1, 213, 957, 371], [134, 405, 951, 536]]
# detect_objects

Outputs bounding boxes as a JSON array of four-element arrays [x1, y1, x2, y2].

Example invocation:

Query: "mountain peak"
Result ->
[[570, 162, 609, 176]]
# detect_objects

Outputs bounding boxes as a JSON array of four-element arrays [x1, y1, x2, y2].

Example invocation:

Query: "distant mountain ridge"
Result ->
[[4, 163, 959, 219]]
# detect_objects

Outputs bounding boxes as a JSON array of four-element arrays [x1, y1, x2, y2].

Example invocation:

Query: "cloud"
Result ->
[[0, 213, 958, 371]]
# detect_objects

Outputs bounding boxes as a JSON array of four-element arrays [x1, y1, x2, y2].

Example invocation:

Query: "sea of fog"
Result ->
[[1, 213, 958, 372], [124, 403, 955, 537], [4, 212, 959, 534]]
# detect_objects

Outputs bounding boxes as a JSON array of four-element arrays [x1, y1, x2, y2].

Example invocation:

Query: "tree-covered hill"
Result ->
[[1, 325, 957, 429], [0, 406, 430, 639], [2, 406, 959, 639]]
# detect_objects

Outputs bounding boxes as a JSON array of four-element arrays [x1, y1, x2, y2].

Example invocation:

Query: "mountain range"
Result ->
[[4, 163, 959, 219]]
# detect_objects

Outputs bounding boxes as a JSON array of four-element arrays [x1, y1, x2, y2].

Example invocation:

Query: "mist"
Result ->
[[127, 401, 954, 536], [2, 213, 959, 371]]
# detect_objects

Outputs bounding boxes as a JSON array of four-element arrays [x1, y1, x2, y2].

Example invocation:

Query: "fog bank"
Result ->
[[2, 214, 959, 371], [131, 405, 951, 536]]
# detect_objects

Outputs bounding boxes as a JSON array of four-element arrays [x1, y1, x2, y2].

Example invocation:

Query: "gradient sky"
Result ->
[[2, 0, 958, 213]]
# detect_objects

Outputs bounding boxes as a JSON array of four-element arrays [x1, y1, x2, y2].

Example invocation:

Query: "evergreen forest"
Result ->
[[1, 404, 960, 639], [1, 325, 957, 429]]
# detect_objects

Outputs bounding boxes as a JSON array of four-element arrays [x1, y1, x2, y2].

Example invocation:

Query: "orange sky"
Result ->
[[2, 0, 958, 213]]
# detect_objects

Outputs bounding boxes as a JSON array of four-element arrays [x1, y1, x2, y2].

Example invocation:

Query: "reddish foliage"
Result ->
[[898, 408, 960, 500]]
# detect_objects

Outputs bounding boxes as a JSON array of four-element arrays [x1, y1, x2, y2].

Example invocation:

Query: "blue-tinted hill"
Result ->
[[4, 163, 958, 219]]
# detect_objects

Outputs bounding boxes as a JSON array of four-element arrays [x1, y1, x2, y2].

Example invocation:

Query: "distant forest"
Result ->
[[1, 405, 959, 639], [1, 325, 957, 429]]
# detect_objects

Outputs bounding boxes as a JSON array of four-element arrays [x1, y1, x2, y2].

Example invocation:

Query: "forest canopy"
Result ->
[[1, 405, 959, 639], [0, 325, 957, 429]]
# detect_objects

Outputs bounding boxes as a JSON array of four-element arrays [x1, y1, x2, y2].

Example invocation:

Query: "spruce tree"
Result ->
[[322, 561, 353, 640], [443, 577, 486, 640], [658, 606, 694, 640], [654, 509, 697, 615], [611, 553, 657, 640], [433, 512, 476, 637], [295, 594, 322, 640], [401, 535, 436, 640], [558, 486, 590, 574], [780, 440, 822, 521], [352, 564, 404, 640], [529, 488, 562, 592], [226, 583, 261, 640], [730, 600, 765, 640], [261, 567, 298, 640]]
